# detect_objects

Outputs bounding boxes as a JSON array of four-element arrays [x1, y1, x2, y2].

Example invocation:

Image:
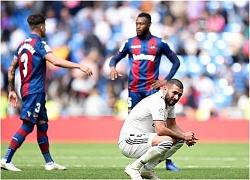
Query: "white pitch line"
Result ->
[[21, 164, 247, 168], [53, 156, 249, 162]]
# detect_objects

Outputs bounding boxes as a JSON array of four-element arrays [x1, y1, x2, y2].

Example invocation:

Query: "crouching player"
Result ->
[[118, 79, 198, 179]]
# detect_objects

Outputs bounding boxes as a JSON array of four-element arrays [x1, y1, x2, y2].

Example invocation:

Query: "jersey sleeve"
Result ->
[[37, 41, 52, 58], [14, 43, 22, 58], [109, 40, 129, 67], [149, 97, 166, 121], [161, 39, 180, 80], [161, 39, 175, 57], [14, 50, 18, 59], [167, 106, 176, 119]]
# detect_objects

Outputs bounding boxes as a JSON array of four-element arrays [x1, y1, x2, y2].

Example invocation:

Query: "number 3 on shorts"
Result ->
[[35, 103, 41, 113]]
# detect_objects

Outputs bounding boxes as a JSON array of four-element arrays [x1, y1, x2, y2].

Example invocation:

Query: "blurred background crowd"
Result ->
[[1, 1, 249, 121]]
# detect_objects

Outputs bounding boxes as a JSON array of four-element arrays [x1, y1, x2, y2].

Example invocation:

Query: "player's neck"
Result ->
[[30, 30, 42, 38], [138, 32, 151, 39]]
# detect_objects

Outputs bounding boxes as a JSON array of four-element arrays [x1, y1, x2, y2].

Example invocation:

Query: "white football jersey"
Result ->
[[119, 90, 176, 136]]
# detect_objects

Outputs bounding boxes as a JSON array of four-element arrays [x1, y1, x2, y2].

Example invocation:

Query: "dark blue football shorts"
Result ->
[[20, 93, 48, 124], [128, 89, 159, 111]]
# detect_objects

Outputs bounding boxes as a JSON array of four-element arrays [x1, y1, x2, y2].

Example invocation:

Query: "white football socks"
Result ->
[[130, 141, 173, 170], [145, 140, 184, 170]]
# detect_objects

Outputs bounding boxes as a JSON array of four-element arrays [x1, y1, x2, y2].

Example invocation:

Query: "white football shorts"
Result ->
[[118, 133, 157, 158]]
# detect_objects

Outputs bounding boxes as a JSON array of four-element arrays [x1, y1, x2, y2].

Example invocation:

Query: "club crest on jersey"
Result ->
[[158, 108, 164, 116], [27, 111, 32, 117], [150, 44, 156, 49]]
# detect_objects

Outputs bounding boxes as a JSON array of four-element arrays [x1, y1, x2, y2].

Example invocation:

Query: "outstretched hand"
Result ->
[[79, 65, 93, 76], [8, 91, 18, 108]]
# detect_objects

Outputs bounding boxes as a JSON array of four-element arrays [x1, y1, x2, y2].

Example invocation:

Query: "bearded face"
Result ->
[[164, 84, 183, 106]]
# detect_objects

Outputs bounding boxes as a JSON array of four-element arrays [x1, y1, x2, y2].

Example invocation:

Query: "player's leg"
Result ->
[[120, 134, 173, 179], [124, 143, 169, 180], [165, 140, 184, 171], [128, 92, 144, 112], [1, 94, 38, 171], [3, 121, 34, 162], [119, 133, 158, 179], [37, 94, 66, 170], [1, 121, 34, 171], [139, 139, 173, 179], [145, 139, 184, 171], [37, 121, 53, 163], [36, 121, 66, 170]]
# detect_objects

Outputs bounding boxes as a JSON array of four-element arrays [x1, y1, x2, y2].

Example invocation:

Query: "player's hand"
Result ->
[[183, 131, 197, 141], [110, 67, 122, 80], [185, 137, 198, 147], [8, 91, 18, 108], [79, 65, 93, 76], [183, 132, 199, 147], [185, 140, 196, 147], [151, 79, 167, 89]]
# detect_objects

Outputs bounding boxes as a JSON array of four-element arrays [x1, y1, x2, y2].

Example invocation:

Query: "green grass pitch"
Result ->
[[1, 142, 249, 179]]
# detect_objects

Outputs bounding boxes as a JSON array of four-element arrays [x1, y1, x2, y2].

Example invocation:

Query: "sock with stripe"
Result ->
[[130, 141, 173, 170], [163, 140, 184, 159], [37, 123, 54, 163], [144, 140, 176, 170], [4, 123, 34, 163], [146, 139, 185, 169]]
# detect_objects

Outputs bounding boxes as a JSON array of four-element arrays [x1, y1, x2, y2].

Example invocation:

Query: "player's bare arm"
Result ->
[[154, 120, 184, 140], [154, 120, 197, 143], [166, 118, 184, 134], [7, 57, 19, 107], [166, 118, 198, 146], [78, 65, 93, 76], [45, 53, 93, 76], [8, 57, 18, 91]]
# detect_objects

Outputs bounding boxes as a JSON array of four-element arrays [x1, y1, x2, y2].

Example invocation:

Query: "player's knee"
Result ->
[[153, 135, 173, 146], [37, 123, 48, 132], [21, 121, 34, 133], [157, 140, 173, 153], [173, 140, 184, 150]]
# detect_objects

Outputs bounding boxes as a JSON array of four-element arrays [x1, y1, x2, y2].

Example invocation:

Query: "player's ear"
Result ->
[[40, 24, 45, 32]]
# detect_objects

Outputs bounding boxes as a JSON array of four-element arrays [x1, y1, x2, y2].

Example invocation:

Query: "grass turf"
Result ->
[[1, 142, 249, 179]]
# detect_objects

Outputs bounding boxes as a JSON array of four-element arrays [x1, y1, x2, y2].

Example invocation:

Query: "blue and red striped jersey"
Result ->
[[14, 34, 52, 97], [110, 34, 180, 92]]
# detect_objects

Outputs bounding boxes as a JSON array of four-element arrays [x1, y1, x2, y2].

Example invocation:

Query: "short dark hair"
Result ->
[[27, 13, 46, 27], [166, 79, 184, 89], [138, 12, 151, 24]]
